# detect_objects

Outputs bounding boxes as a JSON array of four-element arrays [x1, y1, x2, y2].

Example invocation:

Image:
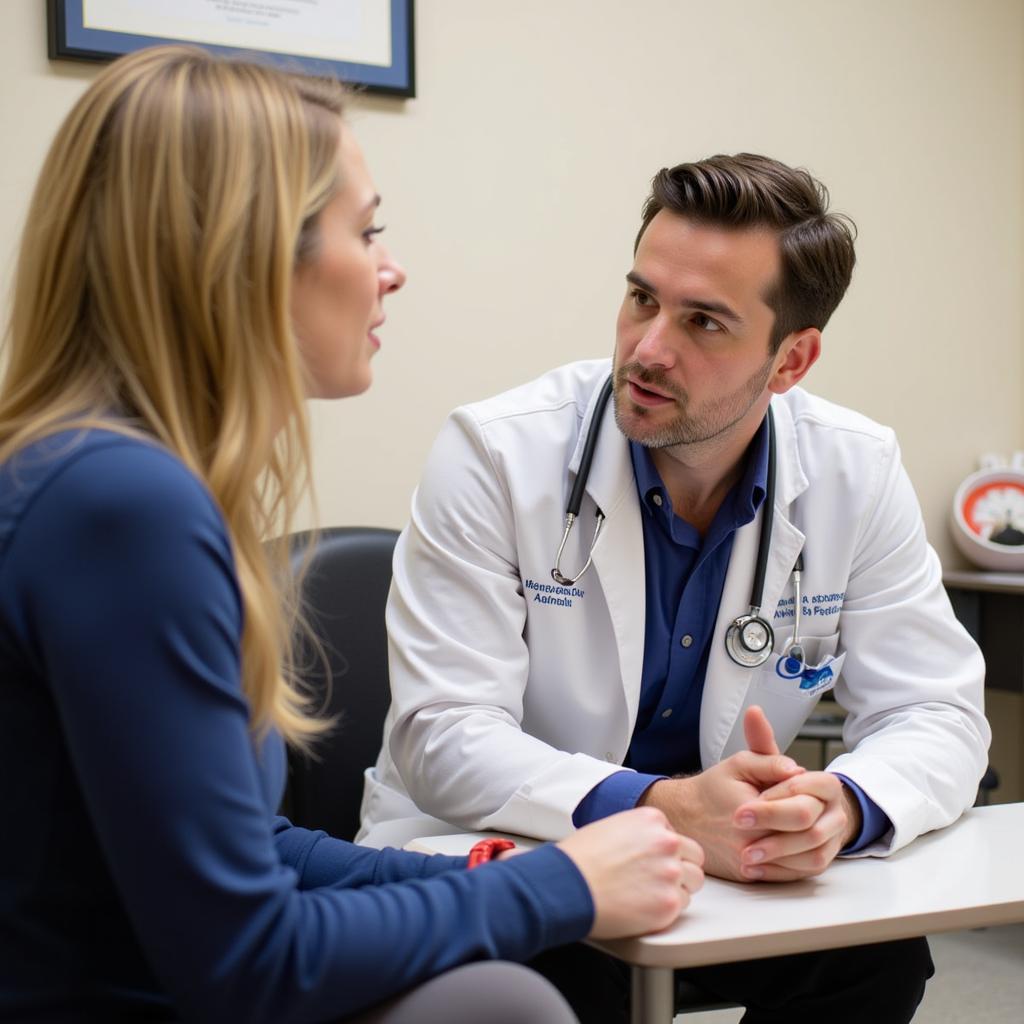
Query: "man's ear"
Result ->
[[768, 328, 821, 394]]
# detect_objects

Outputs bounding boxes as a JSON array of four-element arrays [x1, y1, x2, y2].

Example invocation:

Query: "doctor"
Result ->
[[359, 154, 989, 1022]]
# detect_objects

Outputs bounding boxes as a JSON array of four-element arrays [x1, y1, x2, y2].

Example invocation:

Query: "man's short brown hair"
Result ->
[[635, 154, 857, 351]]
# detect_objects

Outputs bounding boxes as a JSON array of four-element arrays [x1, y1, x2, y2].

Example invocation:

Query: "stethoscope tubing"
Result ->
[[749, 404, 777, 619], [549, 375, 806, 675], [551, 376, 614, 586]]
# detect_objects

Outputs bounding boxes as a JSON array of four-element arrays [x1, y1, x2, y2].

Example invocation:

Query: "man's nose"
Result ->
[[632, 317, 675, 368]]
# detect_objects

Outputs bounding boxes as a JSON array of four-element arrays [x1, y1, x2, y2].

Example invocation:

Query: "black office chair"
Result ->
[[282, 526, 400, 841]]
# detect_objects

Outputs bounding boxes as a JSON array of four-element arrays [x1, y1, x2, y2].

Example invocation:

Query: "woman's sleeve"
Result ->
[[16, 442, 593, 1024], [271, 817, 470, 887]]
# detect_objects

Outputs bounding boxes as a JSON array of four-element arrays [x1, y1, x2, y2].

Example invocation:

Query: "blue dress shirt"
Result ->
[[573, 420, 889, 853]]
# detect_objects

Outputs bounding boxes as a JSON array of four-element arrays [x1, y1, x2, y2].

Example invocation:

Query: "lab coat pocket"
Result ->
[[739, 632, 845, 751], [774, 631, 842, 685]]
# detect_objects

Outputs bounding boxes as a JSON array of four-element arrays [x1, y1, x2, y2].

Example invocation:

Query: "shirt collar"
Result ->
[[628, 413, 770, 531], [735, 414, 770, 522], [629, 441, 667, 515]]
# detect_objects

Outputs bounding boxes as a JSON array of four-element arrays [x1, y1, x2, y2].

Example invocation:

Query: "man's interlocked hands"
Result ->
[[639, 706, 862, 882]]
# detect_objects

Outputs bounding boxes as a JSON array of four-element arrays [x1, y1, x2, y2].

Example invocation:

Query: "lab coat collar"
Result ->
[[699, 394, 810, 765], [568, 366, 646, 733], [768, 394, 809, 507], [567, 363, 635, 521]]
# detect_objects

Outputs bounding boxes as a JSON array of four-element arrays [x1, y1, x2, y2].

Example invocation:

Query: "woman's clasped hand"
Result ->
[[559, 807, 705, 938]]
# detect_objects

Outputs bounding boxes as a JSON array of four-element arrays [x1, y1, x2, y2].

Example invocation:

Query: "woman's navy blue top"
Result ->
[[0, 430, 592, 1023]]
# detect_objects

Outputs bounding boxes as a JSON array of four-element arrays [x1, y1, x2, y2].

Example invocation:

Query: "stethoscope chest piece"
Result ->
[[725, 613, 775, 668]]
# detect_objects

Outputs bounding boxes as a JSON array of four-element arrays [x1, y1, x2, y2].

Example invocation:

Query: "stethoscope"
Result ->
[[550, 375, 808, 675]]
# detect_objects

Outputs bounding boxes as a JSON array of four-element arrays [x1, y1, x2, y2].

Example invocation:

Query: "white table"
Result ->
[[409, 803, 1024, 1024]]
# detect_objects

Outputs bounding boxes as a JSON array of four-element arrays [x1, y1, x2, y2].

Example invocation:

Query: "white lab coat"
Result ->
[[358, 359, 989, 855]]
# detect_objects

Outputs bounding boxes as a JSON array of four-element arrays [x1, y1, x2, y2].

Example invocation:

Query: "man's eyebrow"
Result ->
[[625, 270, 744, 325]]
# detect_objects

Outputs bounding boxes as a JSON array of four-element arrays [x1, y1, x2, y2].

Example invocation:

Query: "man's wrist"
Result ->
[[638, 776, 697, 831], [637, 778, 666, 809]]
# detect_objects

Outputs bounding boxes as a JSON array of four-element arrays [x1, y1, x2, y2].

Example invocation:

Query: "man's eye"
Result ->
[[630, 289, 654, 307], [693, 313, 723, 332]]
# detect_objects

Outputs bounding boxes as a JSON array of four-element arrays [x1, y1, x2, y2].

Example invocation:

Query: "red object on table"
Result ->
[[467, 838, 516, 868]]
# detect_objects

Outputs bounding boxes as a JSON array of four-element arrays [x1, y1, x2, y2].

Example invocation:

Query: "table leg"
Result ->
[[631, 964, 675, 1024]]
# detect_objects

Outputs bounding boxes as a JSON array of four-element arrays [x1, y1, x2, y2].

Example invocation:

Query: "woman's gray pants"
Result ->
[[346, 961, 580, 1024]]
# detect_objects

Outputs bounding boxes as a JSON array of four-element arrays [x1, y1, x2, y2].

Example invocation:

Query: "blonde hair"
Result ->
[[0, 46, 347, 745]]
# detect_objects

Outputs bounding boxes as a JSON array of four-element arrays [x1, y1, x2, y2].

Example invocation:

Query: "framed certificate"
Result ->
[[47, 0, 415, 97]]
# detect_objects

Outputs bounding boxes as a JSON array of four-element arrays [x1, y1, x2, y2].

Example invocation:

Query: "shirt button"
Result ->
[[605, 752, 616, 762], [651, 493, 663, 507], [680, 634, 694, 648], [661, 708, 673, 719]]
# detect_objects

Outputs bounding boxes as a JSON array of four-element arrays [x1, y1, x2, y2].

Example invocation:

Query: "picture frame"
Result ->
[[47, 0, 415, 98]]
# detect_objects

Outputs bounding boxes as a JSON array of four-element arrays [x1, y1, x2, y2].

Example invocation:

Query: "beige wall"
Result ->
[[2, 1, 1022, 797], [2, 0, 1022, 559]]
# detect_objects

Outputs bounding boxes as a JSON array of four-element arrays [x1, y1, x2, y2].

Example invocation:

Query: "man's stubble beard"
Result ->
[[612, 352, 776, 449]]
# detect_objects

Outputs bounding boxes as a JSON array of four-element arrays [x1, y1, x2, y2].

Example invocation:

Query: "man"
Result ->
[[358, 154, 989, 1021]]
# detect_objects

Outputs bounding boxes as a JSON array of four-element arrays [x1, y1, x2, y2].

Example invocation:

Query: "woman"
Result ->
[[0, 46, 704, 1023]]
